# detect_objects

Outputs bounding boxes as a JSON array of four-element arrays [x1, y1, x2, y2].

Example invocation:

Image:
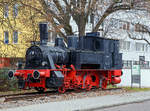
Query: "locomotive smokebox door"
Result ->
[[39, 23, 48, 45]]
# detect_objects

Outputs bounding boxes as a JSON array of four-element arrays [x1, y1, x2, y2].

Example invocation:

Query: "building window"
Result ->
[[136, 43, 146, 52], [122, 22, 130, 30], [135, 24, 147, 33], [4, 4, 8, 18], [13, 31, 18, 43], [4, 31, 9, 44], [119, 41, 130, 51], [13, 4, 18, 17]]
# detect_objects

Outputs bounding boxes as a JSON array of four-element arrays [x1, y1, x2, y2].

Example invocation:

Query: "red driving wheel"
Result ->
[[101, 79, 107, 89]]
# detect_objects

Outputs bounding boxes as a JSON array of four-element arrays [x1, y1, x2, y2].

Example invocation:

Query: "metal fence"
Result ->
[[123, 60, 150, 69]]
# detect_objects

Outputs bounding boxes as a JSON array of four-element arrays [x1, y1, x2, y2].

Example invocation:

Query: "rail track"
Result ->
[[1, 90, 57, 102], [0, 88, 122, 102]]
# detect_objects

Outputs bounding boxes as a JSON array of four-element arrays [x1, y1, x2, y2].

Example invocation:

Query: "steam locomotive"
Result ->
[[8, 23, 122, 93]]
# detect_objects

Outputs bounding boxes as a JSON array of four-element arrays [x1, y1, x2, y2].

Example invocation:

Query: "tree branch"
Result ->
[[93, 2, 132, 32]]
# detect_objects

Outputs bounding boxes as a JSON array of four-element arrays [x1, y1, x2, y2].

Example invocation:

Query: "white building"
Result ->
[[105, 15, 150, 87], [119, 38, 150, 87]]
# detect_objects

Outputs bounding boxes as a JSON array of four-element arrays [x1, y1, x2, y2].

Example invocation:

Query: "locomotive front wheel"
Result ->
[[35, 87, 45, 93], [58, 87, 66, 93]]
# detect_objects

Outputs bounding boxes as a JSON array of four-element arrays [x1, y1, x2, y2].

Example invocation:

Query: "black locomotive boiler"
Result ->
[[8, 23, 122, 93]]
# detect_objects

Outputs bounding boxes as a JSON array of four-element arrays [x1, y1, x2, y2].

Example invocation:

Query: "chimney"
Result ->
[[39, 23, 48, 45]]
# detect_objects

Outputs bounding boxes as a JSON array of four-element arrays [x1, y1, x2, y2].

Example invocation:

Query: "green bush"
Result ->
[[0, 68, 18, 92]]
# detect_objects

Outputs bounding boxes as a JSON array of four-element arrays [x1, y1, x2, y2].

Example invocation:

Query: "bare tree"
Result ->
[[1, 0, 148, 40], [0, 0, 149, 43], [91, 0, 150, 44], [12, 0, 145, 39]]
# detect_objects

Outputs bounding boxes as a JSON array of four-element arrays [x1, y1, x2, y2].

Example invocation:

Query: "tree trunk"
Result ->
[[77, 15, 86, 37]]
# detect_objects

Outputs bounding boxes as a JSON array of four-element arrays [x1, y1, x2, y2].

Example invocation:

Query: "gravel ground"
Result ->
[[0, 88, 128, 109]]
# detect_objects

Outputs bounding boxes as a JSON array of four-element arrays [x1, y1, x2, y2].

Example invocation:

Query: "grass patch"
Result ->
[[0, 68, 18, 92], [107, 85, 150, 92], [107, 85, 118, 88], [122, 87, 150, 92], [0, 89, 36, 96]]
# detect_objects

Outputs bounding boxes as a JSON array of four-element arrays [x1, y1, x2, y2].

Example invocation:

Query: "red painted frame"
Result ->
[[14, 65, 122, 93]]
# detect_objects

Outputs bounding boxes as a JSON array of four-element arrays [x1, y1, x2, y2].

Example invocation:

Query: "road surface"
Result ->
[[94, 100, 150, 111]]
